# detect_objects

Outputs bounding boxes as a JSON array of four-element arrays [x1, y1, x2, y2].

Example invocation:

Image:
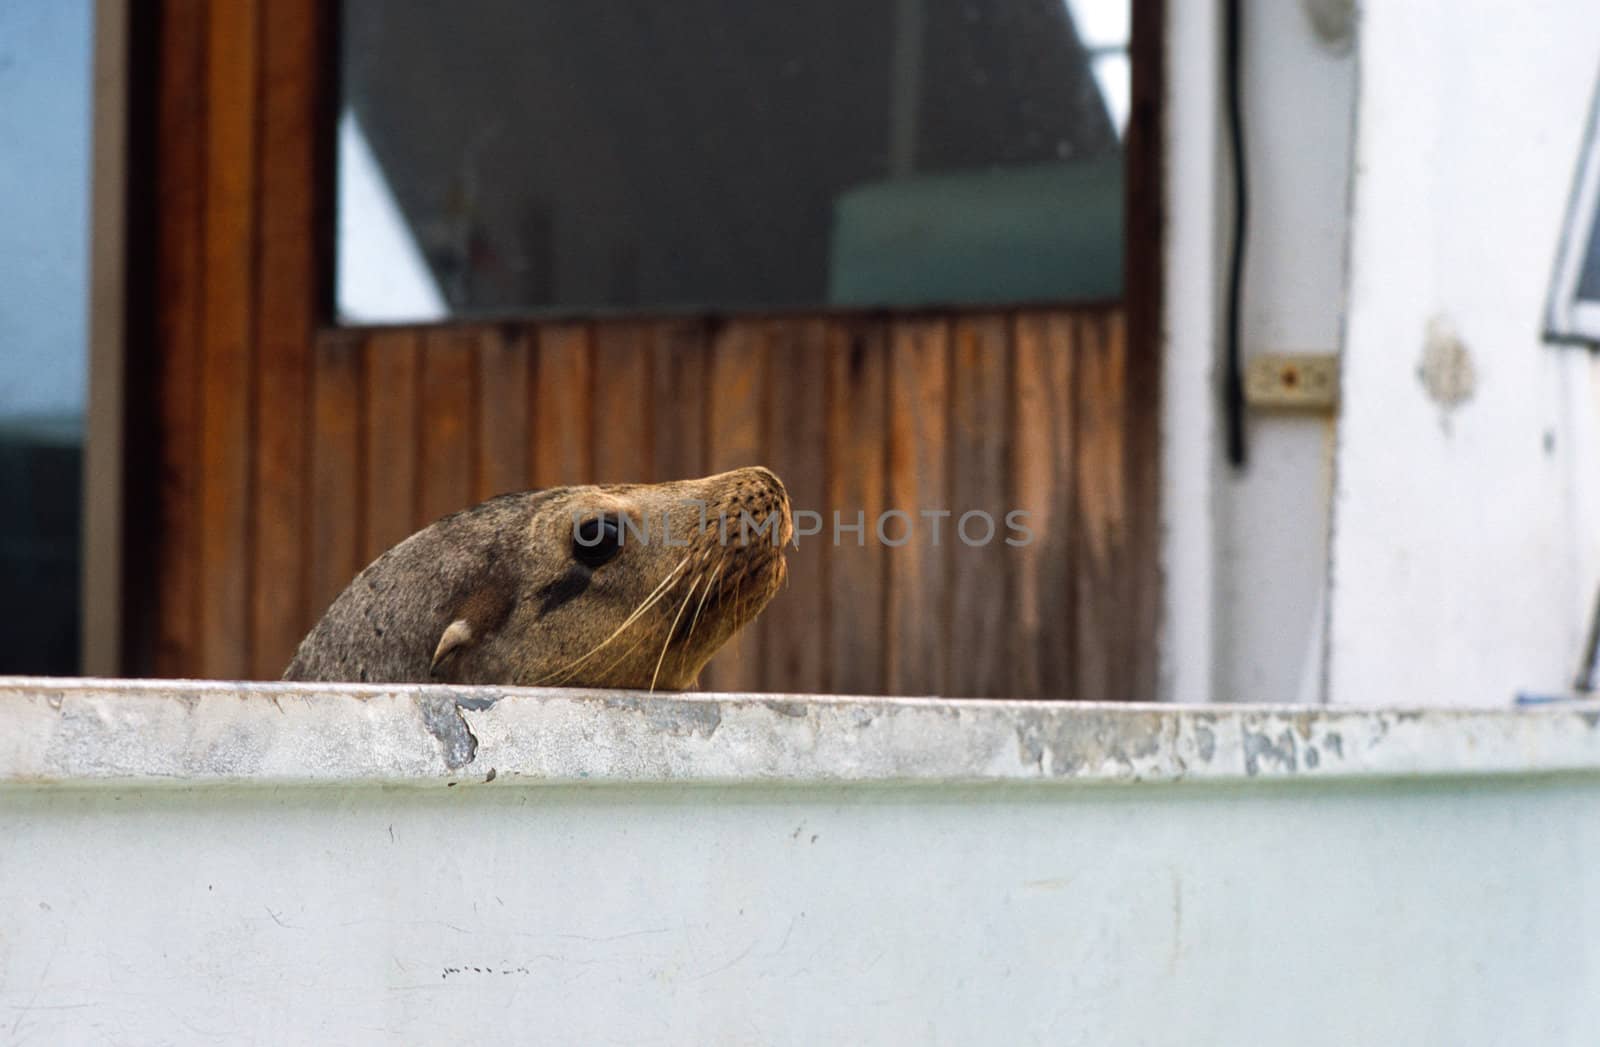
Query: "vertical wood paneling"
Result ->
[[592, 322, 654, 484], [1119, 311, 1162, 704], [1074, 312, 1131, 701], [946, 315, 1011, 698], [1127, 0, 1167, 706], [1011, 313, 1077, 699], [760, 319, 830, 694], [361, 330, 420, 565], [531, 325, 593, 488], [308, 334, 363, 620], [150, 0, 208, 677], [702, 322, 769, 691], [152, 303, 1153, 693], [417, 329, 476, 525], [196, 0, 260, 679], [474, 327, 530, 501], [650, 320, 709, 483], [885, 317, 949, 696], [826, 321, 887, 695], [249, 0, 319, 678]]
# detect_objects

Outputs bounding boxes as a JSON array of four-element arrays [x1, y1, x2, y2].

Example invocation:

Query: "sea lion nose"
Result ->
[[724, 466, 791, 547], [743, 466, 788, 506], [748, 467, 790, 523]]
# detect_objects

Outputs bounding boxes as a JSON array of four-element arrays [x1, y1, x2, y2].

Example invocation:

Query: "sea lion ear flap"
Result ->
[[431, 619, 474, 674]]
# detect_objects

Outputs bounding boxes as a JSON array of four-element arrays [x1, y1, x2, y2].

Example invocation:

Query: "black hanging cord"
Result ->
[[1576, 583, 1600, 693], [1223, 0, 1249, 467]]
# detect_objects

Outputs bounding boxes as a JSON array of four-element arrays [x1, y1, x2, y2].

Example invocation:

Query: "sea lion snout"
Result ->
[[684, 466, 792, 610]]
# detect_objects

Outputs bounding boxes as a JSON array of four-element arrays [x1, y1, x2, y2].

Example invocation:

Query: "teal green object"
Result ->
[[827, 155, 1124, 308]]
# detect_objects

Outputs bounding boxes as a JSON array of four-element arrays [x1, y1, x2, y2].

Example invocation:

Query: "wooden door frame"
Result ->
[[113, 0, 1165, 694], [83, 0, 133, 675]]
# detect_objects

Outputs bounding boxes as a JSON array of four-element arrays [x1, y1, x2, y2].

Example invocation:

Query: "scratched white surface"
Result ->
[[1, 774, 1597, 1045], [1, 681, 1599, 1042], [1329, 0, 1600, 706], [5, 679, 1600, 787]]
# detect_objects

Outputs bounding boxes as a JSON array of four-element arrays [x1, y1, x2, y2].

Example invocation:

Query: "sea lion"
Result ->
[[283, 467, 791, 689]]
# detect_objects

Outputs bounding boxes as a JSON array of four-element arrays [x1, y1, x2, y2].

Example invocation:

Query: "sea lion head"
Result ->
[[502, 466, 792, 690], [283, 466, 791, 690]]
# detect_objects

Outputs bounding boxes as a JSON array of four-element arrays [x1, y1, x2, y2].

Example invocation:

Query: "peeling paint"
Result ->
[[1302, 0, 1356, 51], [1013, 710, 1172, 779], [601, 696, 722, 739], [417, 695, 479, 769], [1242, 725, 1298, 776], [7, 680, 1600, 788], [1418, 316, 1476, 419]]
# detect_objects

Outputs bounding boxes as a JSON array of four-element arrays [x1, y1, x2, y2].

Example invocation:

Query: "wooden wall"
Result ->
[[124, 0, 1160, 700]]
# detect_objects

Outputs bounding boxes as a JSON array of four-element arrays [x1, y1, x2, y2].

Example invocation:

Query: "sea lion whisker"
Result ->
[[683, 559, 723, 654], [577, 620, 666, 686], [580, 571, 702, 686], [545, 562, 705, 688], [544, 604, 667, 688], [650, 575, 701, 692], [542, 595, 682, 686], [533, 555, 690, 684], [670, 567, 707, 672]]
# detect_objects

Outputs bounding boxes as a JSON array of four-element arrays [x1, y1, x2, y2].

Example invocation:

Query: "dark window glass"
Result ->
[[0, 1, 91, 675], [1578, 197, 1600, 303], [1546, 76, 1600, 345], [337, 0, 1127, 323]]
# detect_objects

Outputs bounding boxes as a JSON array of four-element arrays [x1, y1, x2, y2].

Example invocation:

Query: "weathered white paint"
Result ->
[[1161, 0, 1357, 705], [5, 679, 1600, 786], [1328, 0, 1600, 706], [1159, 0, 1223, 704], [1215, 0, 1355, 705], [2, 680, 1598, 1044]]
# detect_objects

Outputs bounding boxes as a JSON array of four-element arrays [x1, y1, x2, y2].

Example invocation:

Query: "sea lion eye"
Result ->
[[573, 515, 624, 569]]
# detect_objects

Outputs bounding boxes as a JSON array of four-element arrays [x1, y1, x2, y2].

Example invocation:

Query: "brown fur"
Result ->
[[283, 468, 791, 689]]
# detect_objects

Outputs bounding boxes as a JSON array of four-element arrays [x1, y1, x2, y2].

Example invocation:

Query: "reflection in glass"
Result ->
[[337, 0, 1128, 322]]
